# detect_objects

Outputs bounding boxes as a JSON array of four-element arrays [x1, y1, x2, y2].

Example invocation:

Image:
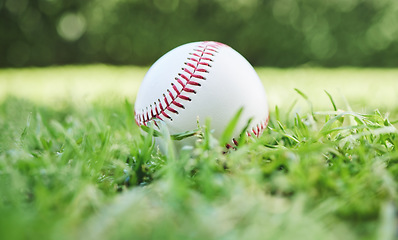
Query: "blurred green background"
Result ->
[[2, 0, 398, 68]]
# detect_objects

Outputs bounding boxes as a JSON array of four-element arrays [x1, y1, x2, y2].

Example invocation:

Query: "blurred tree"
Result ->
[[1, 0, 398, 67]]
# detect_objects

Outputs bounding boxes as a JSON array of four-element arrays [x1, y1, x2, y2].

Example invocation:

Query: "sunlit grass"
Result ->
[[0, 65, 397, 240], [259, 68, 398, 113], [0, 65, 145, 106], [1, 65, 397, 112]]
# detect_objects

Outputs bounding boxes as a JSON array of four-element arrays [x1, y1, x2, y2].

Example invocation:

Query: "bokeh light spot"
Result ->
[[301, 12, 317, 33], [308, 31, 337, 60], [5, 0, 28, 15], [216, 0, 259, 13], [154, 0, 179, 13], [57, 12, 87, 42], [378, 13, 398, 41], [19, 8, 43, 34], [332, 0, 359, 12], [366, 26, 390, 51], [272, 0, 300, 25]]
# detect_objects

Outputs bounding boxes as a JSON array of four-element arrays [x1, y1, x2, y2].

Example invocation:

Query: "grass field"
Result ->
[[0, 65, 397, 240]]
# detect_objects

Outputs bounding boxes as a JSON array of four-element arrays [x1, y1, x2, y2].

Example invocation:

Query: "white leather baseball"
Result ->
[[134, 41, 269, 147]]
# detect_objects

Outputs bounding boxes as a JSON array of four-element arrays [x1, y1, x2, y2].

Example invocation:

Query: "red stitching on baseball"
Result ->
[[187, 80, 201, 86], [250, 113, 270, 137], [161, 111, 171, 119], [178, 95, 191, 101], [182, 87, 196, 93], [163, 93, 169, 106], [200, 57, 213, 61], [135, 40, 270, 151], [171, 83, 180, 95], [135, 41, 223, 125], [226, 113, 270, 149], [172, 101, 184, 109], [175, 77, 185, 87], [185, 62, 196, 68]]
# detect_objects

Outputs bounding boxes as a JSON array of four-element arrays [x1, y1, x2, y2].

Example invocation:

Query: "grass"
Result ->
[[0, 65, 397, 240]]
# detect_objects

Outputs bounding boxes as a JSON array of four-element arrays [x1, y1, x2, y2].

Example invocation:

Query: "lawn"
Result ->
[[0, 65, 397, 240]]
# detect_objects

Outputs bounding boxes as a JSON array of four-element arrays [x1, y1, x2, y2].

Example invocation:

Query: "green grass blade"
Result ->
[[324, 90, 337, 111], [219, 107, 243, 146]]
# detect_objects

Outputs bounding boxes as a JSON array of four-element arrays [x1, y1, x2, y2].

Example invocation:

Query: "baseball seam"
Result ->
[[135, 41, 225, 127], [135, 41, 270, 143], [226, 113, 270, 149]]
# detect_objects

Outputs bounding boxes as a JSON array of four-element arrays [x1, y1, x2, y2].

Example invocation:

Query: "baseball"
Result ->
[[134, 41, 269, 148]]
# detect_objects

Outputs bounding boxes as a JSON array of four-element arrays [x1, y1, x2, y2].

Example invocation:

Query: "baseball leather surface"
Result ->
[[134, 41, 269, 147]]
